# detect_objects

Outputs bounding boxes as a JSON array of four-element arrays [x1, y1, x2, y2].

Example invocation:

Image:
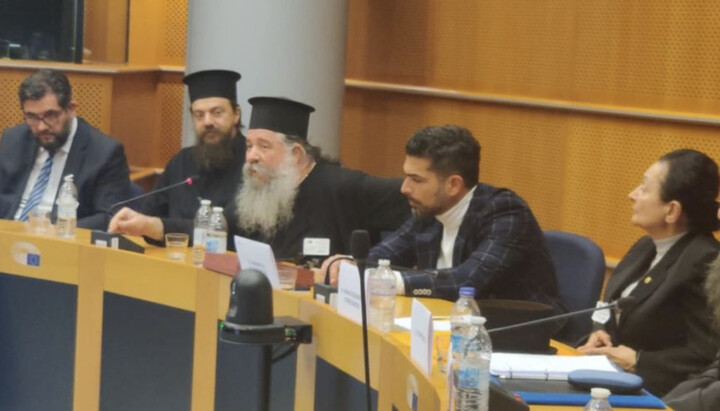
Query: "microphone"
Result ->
[[350, 230, 372, 411], [106, 175, 198, 215], [487, 296, 636, 334]]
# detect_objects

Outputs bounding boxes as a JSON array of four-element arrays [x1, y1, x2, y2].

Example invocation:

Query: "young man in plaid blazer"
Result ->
[[326, 125, 564, 314]]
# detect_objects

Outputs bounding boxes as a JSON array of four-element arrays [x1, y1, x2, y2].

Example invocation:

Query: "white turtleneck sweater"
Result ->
[[435, 186, 476, 269], [620, 232, 687, 299], [394, 187, 476, 294]]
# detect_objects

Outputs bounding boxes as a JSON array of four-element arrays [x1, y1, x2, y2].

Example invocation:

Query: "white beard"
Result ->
[[235, 155, 299, 239]]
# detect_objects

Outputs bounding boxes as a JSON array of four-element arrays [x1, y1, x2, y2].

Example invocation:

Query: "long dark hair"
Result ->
[[659, 149, 720, 233]]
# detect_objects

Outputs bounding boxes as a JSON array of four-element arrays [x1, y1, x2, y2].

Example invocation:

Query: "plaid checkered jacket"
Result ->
[[369, 183, 564, 313]]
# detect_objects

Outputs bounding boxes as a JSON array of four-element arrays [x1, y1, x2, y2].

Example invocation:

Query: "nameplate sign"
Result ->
[[234, 235, 280, 289], [410, 298, 433, 375], [337, 262, 362, 324]]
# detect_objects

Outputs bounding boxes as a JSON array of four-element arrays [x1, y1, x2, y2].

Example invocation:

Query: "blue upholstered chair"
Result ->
[[543, 230, 606, 344]]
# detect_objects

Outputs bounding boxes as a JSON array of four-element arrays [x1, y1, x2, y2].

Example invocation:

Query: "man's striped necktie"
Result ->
[[18, 151, 55, 222]]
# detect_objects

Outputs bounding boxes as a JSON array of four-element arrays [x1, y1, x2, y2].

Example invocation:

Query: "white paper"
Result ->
[[233, 235, 280, 289], [490, 353, 618, 380], [395, 317, 451, 332], [337, 262, 362, 324], [302, 237, 330, 256], [410, 298, 433, 375]]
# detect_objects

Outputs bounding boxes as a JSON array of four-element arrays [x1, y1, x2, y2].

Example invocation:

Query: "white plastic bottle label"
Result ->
[[193, 228, 207, 247]]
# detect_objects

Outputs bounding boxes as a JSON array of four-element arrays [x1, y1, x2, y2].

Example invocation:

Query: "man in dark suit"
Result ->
[[325, 125, 563, 313], [0, 69, 130, 230]]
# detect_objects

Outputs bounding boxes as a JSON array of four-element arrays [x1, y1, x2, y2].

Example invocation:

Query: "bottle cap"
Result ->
[[590, 387, 611, 398], [212, 206, 224, 212], [200, 199, 211, 205], [63, 174, 74, 182], [459, 287, 475, 297], [378, 259, 390, 267], [470, 316, 487, 326]]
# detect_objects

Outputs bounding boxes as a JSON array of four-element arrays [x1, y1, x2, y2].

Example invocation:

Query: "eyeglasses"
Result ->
[[24, 109, 65, 126]]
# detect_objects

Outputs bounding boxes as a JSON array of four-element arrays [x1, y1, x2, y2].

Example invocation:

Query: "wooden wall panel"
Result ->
[[157, 72, 185, 167], [343, 0, 720, 259], [0, 71, 25, 135], [162, 0, 188, 66], [562, 116, 720, 258], [110, 72, 160, 167], [71, 75, 113, 132], [346, 0, 720, 114], [127, 0, 186, 66]]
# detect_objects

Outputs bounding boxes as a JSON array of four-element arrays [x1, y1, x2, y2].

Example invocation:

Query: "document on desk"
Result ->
[[233, 235, 280, 288], [490, 353, 618, 380]]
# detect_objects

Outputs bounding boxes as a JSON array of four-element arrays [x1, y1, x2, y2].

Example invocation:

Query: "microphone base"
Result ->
[[91, 231, 145, 254], [313, 282, 337, 305]]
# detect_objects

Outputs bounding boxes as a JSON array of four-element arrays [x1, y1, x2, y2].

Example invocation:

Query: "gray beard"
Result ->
[[235, 156, 299, 239]]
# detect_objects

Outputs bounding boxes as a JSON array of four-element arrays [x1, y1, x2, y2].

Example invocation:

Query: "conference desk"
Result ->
[[0, 221, 668, 411]]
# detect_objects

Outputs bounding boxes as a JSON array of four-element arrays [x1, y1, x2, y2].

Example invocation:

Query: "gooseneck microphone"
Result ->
[[487, 296, 636, 334], [350, 229, 372, 411], [106, 175, 198, 215]]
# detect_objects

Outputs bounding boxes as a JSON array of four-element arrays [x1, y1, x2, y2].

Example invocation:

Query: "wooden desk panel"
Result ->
[[0, 221, 667, 411]]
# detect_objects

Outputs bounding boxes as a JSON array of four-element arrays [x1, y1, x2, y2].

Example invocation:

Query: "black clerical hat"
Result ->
[[183, 69, 241, 103], [248, 97, 315, 140]]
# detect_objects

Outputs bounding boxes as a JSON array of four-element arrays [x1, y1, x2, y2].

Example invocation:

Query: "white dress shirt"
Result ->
[[14, 117, 78, 219]]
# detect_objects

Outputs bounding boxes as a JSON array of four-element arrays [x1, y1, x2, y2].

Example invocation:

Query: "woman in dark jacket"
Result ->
[[579, 149, 720, 397]]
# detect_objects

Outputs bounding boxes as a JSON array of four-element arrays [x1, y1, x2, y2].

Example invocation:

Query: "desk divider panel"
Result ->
[[0, 273, 77, 411], [99, 292, 194, 411]]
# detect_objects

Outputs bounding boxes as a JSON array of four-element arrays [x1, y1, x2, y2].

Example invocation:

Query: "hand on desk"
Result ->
[[108, 207, 164, 241], [319, 254, 353, 286], [578, 330, 637, 372], [579, 329, 613, 350]]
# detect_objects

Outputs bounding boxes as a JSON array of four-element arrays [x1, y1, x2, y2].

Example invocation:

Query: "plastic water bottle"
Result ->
[[368, 259, 396, 332], [55, 174, 78, 238], [583, 388, 613, 411], [192, 199, 212, 265], [450, 287, 481, 351], [205, 206, 227, 254], [450, 287, 485, 411], [452, 316, 491, 411]]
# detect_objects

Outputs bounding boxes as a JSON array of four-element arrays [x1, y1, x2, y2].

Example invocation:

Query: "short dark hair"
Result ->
[[405, 125, 480, 188], [18, 69, 72, 109], [659, 149, 720, 232]]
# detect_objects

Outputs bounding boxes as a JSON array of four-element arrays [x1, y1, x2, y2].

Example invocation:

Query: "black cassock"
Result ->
[[141, 135, 245, 244], [227, 160, 410, 260]]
